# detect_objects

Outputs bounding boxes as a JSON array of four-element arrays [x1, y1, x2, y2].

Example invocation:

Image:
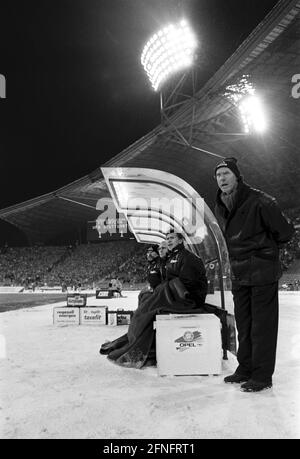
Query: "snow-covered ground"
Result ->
[[0, 291, 299, 439]]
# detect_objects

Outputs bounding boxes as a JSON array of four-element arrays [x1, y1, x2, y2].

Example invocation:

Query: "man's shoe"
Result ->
[[99, 347, 110, 355], [224, 373, 250, 384], [99, 341, 112, 355], [240, 379, 272, 392]]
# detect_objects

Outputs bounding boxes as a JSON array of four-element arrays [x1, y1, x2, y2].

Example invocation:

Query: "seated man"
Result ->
[[107, 280, 114, 297], [146, 245, 162, 290], [165, 231, 207, 308], [108, 278, 121, 297], [158, 240, 168, 280], [138, 245, 162, 303], [100, 230, 208, 368]]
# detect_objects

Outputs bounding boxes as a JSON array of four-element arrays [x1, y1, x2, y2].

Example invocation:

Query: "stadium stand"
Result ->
[[0, 245, 67, 288], [0, 241, 149, 290], [0, 207, 299, 291], [278, 207, 300, 289], [43, 240, 147, 289], [1, 211, 299, 292], [280, 259, 300, 291]]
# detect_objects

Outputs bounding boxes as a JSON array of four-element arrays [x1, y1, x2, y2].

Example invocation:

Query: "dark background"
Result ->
[[0, 0, 279, 210]]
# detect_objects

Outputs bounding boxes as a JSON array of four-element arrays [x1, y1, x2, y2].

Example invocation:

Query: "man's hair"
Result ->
[[147, 245, 159, 254], [165, 228, 184, 240]]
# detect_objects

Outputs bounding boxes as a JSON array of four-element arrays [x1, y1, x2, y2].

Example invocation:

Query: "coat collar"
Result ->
[[216, 181, 250, 208], [216, 181, 252, 225], [169, 244, 184, 256], [149, 258, 159, 268]]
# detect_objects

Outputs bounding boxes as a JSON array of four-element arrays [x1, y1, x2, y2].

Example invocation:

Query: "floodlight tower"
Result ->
[[141, 24, 268, 151], [141, 20, 225, 159], [141, 20, 198, 137]]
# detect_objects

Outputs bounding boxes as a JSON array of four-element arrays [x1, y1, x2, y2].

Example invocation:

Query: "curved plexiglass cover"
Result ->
[[101, 167, 233, 311]]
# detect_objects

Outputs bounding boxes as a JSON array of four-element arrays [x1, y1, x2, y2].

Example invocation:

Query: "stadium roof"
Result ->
[[1, 0, 300, 243]]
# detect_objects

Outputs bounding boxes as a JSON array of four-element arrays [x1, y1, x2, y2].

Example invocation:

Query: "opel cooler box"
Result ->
[[154, 314, 222, 376]]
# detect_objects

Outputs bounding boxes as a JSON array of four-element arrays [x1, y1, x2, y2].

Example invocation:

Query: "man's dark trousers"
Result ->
[[232, 282, 279, 383]]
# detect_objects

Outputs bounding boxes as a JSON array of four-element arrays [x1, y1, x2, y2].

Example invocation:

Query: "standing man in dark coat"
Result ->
[[214, 157, 294, 392]]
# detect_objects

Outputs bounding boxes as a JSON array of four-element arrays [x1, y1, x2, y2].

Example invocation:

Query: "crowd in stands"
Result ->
[[279, 208, 300, 272], [277, 207, 300, 290], [285, 207, 300, 227], [43, 240, 147, 289], [280, 278, 300, 291], [0, 241, 149, 290], [0, 245, 67, 288]]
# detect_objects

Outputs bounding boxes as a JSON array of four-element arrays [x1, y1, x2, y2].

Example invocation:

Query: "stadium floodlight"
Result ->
[[225, 76, 267, 134], [239, 95, 267, 134], [225, 75, 255, 104], [141, 19, 197, 91]]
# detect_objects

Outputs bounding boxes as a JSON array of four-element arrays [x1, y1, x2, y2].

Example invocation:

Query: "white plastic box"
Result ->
[[107, 310, 133, 326], [53, 307, 80, 325], [79, 306, 107, 325], [154, 314, 222, 376], [107, 311, 118, 326]]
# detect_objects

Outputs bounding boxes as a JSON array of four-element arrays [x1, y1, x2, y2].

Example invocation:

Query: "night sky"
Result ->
[[0, 0, 279, 210]]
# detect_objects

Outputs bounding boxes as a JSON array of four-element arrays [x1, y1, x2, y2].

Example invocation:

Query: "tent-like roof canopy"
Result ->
[[1, 0, 300, 243]]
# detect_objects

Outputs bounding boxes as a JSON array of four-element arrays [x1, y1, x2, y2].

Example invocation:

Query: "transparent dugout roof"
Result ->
[[101, 167, 232, 310]]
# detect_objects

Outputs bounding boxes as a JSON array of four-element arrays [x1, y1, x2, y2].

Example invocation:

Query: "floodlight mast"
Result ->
[[141, 20, 198, 127], [141, 19, 225, 160], [141, 23, 268, 159]]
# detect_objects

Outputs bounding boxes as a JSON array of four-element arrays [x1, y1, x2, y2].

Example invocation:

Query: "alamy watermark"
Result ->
[[95, 196, 205, 238], [0, 74, 6, 98], [291, 74, 300, 99]]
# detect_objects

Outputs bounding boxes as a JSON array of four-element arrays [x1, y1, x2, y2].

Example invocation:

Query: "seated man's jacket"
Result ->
[[166, 244, 207, 305]]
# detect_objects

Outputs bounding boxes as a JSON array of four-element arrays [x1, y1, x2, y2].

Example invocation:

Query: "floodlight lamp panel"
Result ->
[[239, 95, 267, 134], [141, 19, 197, 91]]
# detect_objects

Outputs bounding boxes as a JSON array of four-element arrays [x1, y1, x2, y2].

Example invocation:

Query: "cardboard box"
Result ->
[[117, 310, 133, 325], [67, 293, 87, 307], [107, 311, 117, 326], [107, 310, 134, 326], [53, 307, 80, 325], [79, 306, 107, 325], [155, 314, 222, 376]]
